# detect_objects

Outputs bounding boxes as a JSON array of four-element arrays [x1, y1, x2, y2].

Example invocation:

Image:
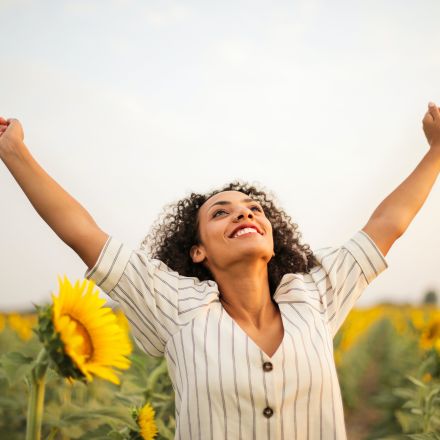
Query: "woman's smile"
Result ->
[[228, 223, 264, 238], [230, 227, 260, 238]]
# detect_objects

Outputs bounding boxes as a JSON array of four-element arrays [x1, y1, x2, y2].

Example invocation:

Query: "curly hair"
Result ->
[[140, 181, 319, 297]]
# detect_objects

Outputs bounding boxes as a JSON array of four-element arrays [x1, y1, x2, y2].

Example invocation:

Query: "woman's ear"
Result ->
[[190, 244, 206, 263]]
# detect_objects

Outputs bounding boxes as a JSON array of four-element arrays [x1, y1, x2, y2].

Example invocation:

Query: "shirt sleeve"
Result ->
[[83, 235, 181, 358], [312, 230, 388, 338]]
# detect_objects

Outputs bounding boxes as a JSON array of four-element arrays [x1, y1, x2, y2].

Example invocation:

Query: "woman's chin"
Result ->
[[229, 244, 272, 261]]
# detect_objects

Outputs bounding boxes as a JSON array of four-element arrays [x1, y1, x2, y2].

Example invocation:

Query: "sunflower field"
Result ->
[[0, 278, 439, 439]]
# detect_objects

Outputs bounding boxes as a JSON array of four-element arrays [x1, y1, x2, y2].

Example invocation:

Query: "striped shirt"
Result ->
[[84, 229, 388, 440]]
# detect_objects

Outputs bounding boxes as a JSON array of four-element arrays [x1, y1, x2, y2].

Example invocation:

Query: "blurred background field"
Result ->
[[1, 294, 439, 440]]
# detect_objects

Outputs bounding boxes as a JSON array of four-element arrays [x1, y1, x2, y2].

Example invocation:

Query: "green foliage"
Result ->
[[390, 351, 440, 434], [336, 315, 438, 438], [0, 351, 36, 385], [0, 322, 175, 440]]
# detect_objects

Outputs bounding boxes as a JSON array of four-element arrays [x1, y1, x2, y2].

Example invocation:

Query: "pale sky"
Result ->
[[1, 0, 440, 311]]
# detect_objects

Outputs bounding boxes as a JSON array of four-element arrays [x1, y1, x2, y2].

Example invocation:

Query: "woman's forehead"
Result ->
[[201, 190, 249, 210]]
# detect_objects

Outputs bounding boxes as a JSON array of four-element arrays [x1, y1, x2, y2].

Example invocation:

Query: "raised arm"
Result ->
[[362, 102, 440, 256], [0, 117, 109, 270]]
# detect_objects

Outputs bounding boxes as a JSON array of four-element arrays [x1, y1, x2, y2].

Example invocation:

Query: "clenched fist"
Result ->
[[0, 117, 25, 159], [423, 102, 440, 149]]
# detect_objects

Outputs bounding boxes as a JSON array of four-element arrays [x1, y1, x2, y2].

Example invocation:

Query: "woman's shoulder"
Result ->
[[274, 271, 319, 298]]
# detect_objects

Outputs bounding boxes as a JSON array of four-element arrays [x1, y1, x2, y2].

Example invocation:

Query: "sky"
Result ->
[[1, 0, 440, 311]]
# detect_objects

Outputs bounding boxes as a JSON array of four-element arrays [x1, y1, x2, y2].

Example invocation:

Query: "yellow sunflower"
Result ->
[[138, 402, 159, 440], [419, 313, 440, 352], [48, 275, 132, 384]]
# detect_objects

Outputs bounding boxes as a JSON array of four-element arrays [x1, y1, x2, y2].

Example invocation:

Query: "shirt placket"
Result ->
[[259, 350, 281, 440]]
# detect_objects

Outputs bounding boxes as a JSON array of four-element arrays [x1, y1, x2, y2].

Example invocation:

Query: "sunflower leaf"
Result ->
[[155, 418, 175, 440], [150, 392, 173, 402], [76, 424, 114, 439], [406, 375, 427, 388], [61, 406, 138, 430], [426, 385, 440, 401], [0, 351, 36, 385], [392, 387, 416, 400], [0, 395, 22, 409]]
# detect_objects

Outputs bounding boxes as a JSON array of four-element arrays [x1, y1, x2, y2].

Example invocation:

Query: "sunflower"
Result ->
[[138, 402, 159, 440], [0, 313, 5, 333], [37, 275, 132, 384], [419, 313, 440, 352]]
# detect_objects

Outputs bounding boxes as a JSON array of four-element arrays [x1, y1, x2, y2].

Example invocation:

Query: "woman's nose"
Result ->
[[235, 208, 254, 220]]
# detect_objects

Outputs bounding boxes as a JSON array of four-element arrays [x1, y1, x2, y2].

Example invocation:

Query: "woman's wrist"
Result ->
[[0, 140, 28, 163], [426, 145, 440, 169]]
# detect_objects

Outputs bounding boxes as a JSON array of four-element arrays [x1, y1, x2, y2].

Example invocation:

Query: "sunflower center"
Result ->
[[427, 322, 440, 339], [71, 317, 94, 360]]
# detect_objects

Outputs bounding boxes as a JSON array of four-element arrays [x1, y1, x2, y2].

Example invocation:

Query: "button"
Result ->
[[263, 407, 273, 418], [263, 362, 273, 372]]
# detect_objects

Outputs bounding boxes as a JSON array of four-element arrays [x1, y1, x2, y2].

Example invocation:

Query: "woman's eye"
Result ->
[[213, 209, 227, 217], [251, 206, 262, 212]]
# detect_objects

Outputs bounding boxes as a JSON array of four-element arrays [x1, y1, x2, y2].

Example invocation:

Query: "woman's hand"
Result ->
[[362, 101, 440, 256], [423, 102, 440, 150], [0, 117, 25, 159]]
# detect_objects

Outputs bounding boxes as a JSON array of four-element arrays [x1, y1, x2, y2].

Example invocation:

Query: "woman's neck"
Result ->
[[213, 263, 277, 329]]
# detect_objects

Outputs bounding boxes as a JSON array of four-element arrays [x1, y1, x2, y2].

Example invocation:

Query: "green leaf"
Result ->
[[43, 413, 71, 429], [0, 395, 22, 409], [407, 434, 440, 440], [155, 418, 175, 440], [392, 387, 416, 400], [0, 352, 36, 385], [150, 392, 173, 402], [406, 375, 427, 389], [427, 386, 440, 402], [113, 392, 140, 406], [395, 409, 421, 433], [76, 424, 114, 440], [62, 407, 138, 430], [402, 399, 419, 409]]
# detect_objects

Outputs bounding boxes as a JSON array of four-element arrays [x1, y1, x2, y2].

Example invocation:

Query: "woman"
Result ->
[[0, 103, 439, 439]]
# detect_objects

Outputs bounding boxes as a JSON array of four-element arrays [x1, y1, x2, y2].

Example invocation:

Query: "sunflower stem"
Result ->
[[26, 348, 49, 440], [45, 427, 59, 440]]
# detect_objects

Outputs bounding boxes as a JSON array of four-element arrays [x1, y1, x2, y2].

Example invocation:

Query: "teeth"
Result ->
[[233, 227, 258, 238]]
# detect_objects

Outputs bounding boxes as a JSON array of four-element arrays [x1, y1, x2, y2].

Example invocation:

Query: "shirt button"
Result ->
[[263, 407, 274, 418], [263, 361, 273, 372]]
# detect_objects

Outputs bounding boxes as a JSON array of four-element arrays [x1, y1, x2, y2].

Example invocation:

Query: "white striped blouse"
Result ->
[[84, 229, 388, 440]]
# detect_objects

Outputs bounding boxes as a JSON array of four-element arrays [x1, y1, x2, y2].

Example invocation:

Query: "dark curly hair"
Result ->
[[140, 181, 319, 297]]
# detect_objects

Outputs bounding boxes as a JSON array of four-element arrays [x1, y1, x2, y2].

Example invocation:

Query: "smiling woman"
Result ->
[[83, 182, 388, 440]]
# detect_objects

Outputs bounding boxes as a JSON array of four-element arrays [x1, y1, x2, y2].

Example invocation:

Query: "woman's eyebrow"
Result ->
[[207, 198, 256, 211]]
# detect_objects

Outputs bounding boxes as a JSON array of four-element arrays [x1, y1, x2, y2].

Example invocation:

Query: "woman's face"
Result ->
[[190, 190, 274, 272]]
